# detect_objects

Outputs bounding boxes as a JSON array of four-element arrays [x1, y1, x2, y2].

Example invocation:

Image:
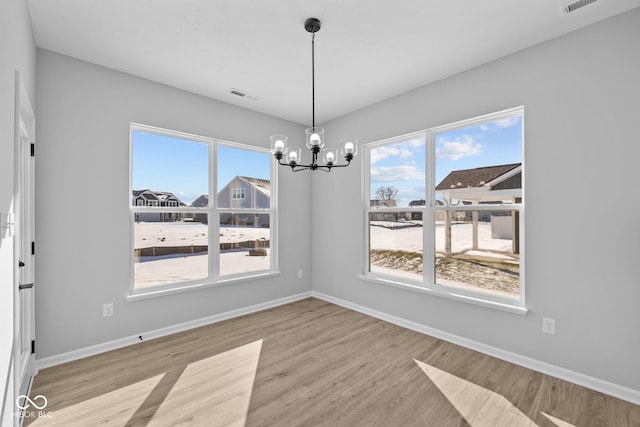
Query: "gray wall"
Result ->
[[35, 50, 311, 359], [311, 9, 640, 391], [0, 0, 36, 424]]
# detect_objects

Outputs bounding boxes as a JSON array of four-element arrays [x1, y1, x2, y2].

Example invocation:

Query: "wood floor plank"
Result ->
[[25, 298, 639, 426]]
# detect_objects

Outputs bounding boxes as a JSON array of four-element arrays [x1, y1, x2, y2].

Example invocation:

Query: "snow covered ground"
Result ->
[[134, 221, 269, 248], [369, 222, 520, 297], [369, 221, 514, 254], [134, 222, 270, 288], [132, 221, 518, 295]]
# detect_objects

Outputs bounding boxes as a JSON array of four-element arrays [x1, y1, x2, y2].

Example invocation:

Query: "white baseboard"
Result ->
[[311, 291, 640, 406], [36, 292, 312, 370]]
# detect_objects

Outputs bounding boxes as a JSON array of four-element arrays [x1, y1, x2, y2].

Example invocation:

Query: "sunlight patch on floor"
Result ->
[[29, 340, 263, 426], [541, 411, 577, 427], [415, 359, 537, 427], [29, 374, 164, 426], [148, 339, 262, 426]]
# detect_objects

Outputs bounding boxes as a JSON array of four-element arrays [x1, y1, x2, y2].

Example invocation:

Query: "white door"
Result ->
[[14, 72, 36, 406]]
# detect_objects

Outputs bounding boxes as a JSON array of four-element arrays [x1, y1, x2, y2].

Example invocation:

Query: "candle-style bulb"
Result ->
[[344, 142, 354, 154]]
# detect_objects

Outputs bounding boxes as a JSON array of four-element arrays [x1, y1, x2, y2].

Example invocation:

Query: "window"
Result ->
[[364, 107, 524, 312], [217, 146, 272, 277], [232, 188, 245, 200], [130, 123, 277, 297]]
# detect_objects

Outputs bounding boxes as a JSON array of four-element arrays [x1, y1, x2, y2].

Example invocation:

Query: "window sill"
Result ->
[[358, 274, 528, 315], [127, 271, 281, 302]]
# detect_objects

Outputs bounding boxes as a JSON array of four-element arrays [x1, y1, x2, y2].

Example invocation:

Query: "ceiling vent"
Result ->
[[228, 88, 260, 102], [563, 0, 598, 14]]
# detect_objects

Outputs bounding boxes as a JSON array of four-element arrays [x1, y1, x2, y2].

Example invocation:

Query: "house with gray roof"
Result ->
[[132, 189, 186, 222], [218, 176, 270, 227], [436, 163, 522, 205], [189, 194, 209, 223], [190, 194, 209, 208], [218, 176, 270, 209], [184, 176, 272, 226]]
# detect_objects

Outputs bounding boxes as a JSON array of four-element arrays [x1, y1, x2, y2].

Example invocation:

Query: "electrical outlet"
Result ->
[[103, 303, 114, 317], [542, 317, 556, 335], [298, 269, 303, 279]]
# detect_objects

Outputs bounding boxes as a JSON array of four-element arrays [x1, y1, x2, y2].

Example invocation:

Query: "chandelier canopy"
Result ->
[[270, 18, 357, 172]]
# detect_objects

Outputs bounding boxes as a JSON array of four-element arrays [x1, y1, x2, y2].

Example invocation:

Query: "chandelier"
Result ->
[[270, 18, 357, 172]]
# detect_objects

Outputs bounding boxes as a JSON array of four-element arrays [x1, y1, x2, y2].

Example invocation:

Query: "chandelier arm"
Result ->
[[324, 161, 352, 169], [277, 158, 313, 171]]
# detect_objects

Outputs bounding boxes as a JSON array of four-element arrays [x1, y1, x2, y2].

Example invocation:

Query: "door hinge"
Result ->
[[31, 241, 35, 255], [31, 340, 35, 354], [30, 143, 35, 157]]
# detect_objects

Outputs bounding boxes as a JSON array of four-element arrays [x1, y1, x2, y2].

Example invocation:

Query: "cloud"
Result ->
[[371, 165, 425, 182], [436, 135, 484, 161], [370, 138, 424, 164], [477, 116, 521, 133], [370, 146, 414, 164], [403, 137, 426, 148], [494, 116, 521, 128]]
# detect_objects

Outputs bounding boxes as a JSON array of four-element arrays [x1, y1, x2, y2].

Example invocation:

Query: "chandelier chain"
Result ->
[[311, 31, 315, 129]]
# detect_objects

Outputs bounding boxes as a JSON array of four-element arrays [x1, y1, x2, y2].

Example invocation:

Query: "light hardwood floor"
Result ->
[[25, 298, 639, 426]]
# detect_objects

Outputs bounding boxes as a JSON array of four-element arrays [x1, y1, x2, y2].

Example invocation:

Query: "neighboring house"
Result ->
[[408, 199, 446, 221], [369, 199, 405, 221], [190, 194, 209, 208], [190, 194, 209, 224], [435, 163, 522, 205], [408, 199, 425, 220], [435, 163, 522, 253], [166, 176, 272, 226], [218, 176, 270, 227], [132, 189, 186, 222]]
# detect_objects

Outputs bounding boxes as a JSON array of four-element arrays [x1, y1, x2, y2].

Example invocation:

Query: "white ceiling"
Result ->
[[27, 0, 640, 126]]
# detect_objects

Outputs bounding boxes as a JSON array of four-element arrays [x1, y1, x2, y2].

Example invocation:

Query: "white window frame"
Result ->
[[128, 123, 279, 301], [232, 187, 246, 200], [360, 107, 526, 314]]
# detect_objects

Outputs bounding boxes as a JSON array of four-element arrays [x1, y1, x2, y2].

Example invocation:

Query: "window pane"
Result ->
[[434, 210, 520, 298], [132, 131, 209, 207], [134, 217, 209, 288], [369, 215, 423, 281], [434, 115, 522, 206], [219, 213, 270, 276], [218, 145, 271, 209], [370, 136, 426, 208]]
